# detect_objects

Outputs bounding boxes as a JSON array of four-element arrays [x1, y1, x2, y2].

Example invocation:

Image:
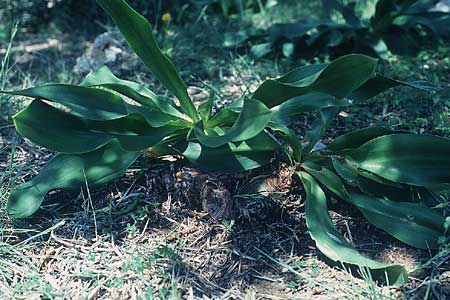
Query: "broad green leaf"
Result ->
[[332, 156, 359, 185], [308, 54, 378, 98], [277, 64, 327, 86], [327, 126, 394, 152], [302, 162, 351, 200], [113, 127, 187, 151], [355, 172, 438, 205], [182, 132, 278, 173], [14, 100, 182, 153], [205, 108, 239, 129], [14, 100, 111, 154], [252, 54, 378, 107], [343, 134, 450, 186], [124, 104, 191, 128], [251, 64, 326, 107], [5, 81, 192, 128], [271, 92, 350, 125], [348, 193, 446, 249], [80, 65, 160, 108], [81, 66, 188, 120], [3, 84, 127, 120], [349, 73, 436, 103], [356, 173, 415, 201], [205, 99, 243, 128], [197, 93, 215, 122], [356, 167, 405, 189], [304, 107, 339, 155], [7, 141, 140, 218], [300, 172, 407, 286], [267, 122, 302, 162], [332, 156, 441, 205], [304, 165, 447, 249], [194, 99, 272, 148], [97, 0, 199, 121], [333, 156, 405, 190], [92, 114, 186, 151]]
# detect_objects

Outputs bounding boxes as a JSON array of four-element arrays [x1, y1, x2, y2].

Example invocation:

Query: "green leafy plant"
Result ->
[[203, 0, 277, 18], [243, 0, 450, 59], [3, 0, 449, 286]]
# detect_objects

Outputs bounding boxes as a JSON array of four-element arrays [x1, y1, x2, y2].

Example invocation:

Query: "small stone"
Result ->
[[312, 287, 326, 295]]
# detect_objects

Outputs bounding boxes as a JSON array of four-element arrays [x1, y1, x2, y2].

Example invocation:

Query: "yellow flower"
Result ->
[[162, 13, 171, 23]]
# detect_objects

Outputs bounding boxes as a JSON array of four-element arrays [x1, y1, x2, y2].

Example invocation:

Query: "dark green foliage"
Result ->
[[240, 0, 450, 59], [1, 0, 193, 34]]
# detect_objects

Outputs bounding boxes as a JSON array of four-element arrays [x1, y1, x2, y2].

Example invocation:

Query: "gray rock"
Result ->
[[73, 31, 131, 74]]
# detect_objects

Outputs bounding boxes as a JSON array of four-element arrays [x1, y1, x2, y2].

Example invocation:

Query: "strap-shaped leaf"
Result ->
[[270, 92, 350, 126], [124, 104, 190, 127], [333, 157, 440, 206], [7, 141, 140, 218], [327, 126, 395, 152], [80, 66, 160, 108], [205, 108, 239, 129], [14, 100, 182, 154], [356, 172, 438, 205], [5, 82, 192, 128], [275, 64, 327, 86], [14, 100, 111, 153], [3, 84, 128, 121], [332, 157, 419, 201], [343, 134, 450, 186], [304, 107, 339, 155], [308, 54, 378, 98], [4, 83, 173, 126], [81, 66, 188, 121], [113, 127, 187, 151], [205, 99, 243, 128], [252, 54, 378, 107], [267, 122, 302, 162], [348, 193, 446, 249], [331, 156, 359, 185], [304, 165, 446, 249], [97, 0, 199, 121], [194, 99, 272, 148], [349, 73, 436, 103], [13, 100, 111, 153], [299, 172, 407, 286], [183, 132, 278, 173], [197, 93, 215, 122]]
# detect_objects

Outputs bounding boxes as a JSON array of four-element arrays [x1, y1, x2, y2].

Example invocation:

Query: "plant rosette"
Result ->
[[2, 0, 449, 287]]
